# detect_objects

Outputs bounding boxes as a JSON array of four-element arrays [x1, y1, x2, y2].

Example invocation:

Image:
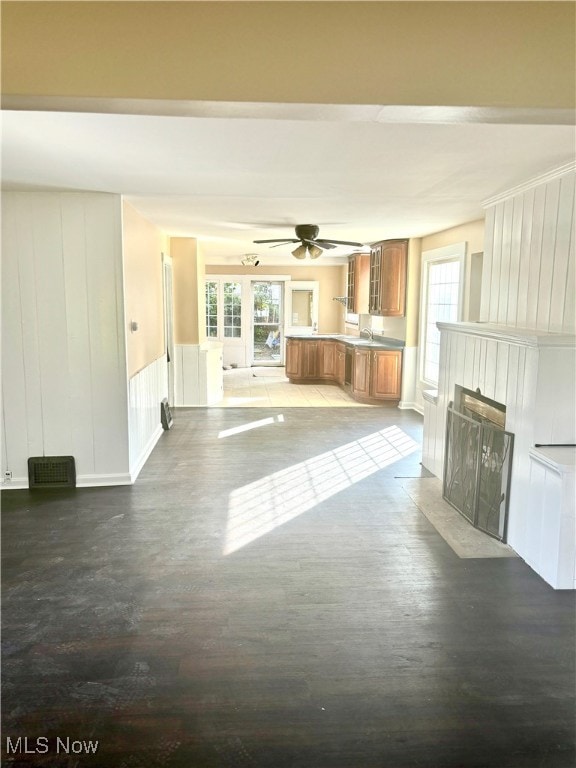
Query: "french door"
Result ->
[[251, 281, 284, 366], [205, 278, 244, 367], [204, 276, 319, 368]]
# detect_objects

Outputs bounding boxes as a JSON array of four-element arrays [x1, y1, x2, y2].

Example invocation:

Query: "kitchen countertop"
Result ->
[[285, 333, 405, 350]]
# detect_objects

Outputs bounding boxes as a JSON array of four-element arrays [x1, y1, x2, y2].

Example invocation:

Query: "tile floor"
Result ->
[[219, 367, 377, 408]]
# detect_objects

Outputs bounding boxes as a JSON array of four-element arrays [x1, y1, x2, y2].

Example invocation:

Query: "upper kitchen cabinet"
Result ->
[[369, 239, 408, 317], [346, 253, 370, 314]]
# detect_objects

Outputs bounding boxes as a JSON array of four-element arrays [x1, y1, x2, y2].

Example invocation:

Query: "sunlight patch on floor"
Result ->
[[224, 425, 419, 555], [218, 414, 285, 439]]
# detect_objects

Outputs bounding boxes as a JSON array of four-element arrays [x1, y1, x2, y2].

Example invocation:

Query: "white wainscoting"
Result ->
[[2, 191, 131, 489], [422, 321, 575, 583], [174, 342, 224, 406], [398, 346, 422, 413], [481, 167, 575, 333], [128, 355, 168, 482], [527, 448, 576, 590]]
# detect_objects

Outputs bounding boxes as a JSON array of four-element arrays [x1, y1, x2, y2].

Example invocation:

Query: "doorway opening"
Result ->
[[252, 281, 284, 365], [162, 254, 175, 405]]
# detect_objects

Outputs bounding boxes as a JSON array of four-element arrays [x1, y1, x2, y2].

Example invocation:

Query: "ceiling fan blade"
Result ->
[[300, 238, 326, 249], [316, 238, 365, 247], [253, 238, 298, 244], [269, 240, 300, 248], [301, 240, 336, 248]]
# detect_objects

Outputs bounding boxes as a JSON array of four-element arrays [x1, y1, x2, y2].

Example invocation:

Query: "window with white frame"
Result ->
[[205, 281, 218, 337], [223, 282, 242, 338], [204, 279, 243, 339], [420, 244, 465, 386]]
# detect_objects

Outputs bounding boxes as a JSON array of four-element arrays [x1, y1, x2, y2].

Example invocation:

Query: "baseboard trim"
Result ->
[[1, 477, 29, 490], [2, 471, 140, 489], [398, 401, 424, 415], [77, 473, 133, 487], [129, 423, 164, 483]]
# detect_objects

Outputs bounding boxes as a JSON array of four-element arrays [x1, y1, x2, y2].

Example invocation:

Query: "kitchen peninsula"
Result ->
[[285, 334, 404, 404]]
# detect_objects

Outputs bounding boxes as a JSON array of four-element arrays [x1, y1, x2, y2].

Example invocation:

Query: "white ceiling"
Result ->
[[2, 106, 575, 265]]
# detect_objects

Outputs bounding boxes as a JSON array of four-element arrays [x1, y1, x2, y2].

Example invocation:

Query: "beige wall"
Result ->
[[421, 218, 485, 323], [171, 237, 205, 344], [206, 265, 347, 333], [122, 201, 167, 377], [406, 238, 423, 347], [421, 219, 484, 255], [2, 3, 574, 110]]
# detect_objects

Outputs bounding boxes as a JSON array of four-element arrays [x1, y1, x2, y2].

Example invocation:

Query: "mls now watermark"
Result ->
[[6, 736, 99, 755]]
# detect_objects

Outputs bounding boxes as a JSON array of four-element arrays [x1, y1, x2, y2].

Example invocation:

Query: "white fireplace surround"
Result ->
[[422, 321, 575, 588]]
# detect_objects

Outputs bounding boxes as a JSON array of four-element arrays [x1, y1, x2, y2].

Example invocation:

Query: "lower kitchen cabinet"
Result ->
[[302, 340, 319, 378], [352, 349, 371, 398], [336, 343, 346, 385], [352, 348, 402, 401], [285, 338, 302, 378], [319, 341, 337, 379], [371, 349, 402, 399], [286, 337, 402, 403], [286, 337, 320, 379]]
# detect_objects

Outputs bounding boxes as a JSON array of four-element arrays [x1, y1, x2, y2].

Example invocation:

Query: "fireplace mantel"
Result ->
[[437, 321, 576, 348]]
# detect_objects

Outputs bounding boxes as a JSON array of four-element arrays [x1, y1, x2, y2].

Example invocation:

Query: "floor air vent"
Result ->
[[28, 456, 76, 489]]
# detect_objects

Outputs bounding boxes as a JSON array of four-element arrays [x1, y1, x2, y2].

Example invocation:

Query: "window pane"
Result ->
[[423, 259, 460, 385], [205, 281, 218, 338], [223, 281, 242, 340]]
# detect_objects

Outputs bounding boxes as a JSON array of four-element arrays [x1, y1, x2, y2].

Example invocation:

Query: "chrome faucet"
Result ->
[[361, 327, 373, 339]]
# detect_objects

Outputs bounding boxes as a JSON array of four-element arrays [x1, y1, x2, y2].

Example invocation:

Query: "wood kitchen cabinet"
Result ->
[[302, 339, 319, 378], [369, 239, 408, 317], [352, 348, 402, 401], [371, 350, 402, 399], [347, 253, 370, 314], [352, 348, 371, 398], [286, 337, 402, 403], [336, 342, 346, 385], [285, 338, 302, 378], [319, 340, 337, 379], [287, 337, 319, 379]]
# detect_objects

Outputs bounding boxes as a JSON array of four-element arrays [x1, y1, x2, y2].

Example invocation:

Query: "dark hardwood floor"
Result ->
[[2, 407, 575, 767]]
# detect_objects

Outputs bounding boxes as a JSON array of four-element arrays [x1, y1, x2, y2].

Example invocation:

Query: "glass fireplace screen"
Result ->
[[443, 402, 514, 541]]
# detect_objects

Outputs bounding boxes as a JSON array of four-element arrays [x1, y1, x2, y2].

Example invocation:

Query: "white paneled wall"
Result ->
[[481, 167, 575, 333], [174, 343, 223, 406], [527, 448, 576, 590], [128, 355, 168, 481], [398, 346, 420, 413], [2, 191, 131, 487]]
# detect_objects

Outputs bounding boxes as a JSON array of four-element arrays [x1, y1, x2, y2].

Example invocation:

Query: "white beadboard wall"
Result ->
[[174, 343, 224, 406], [128, 355, 168, 481], [527, 448, 576, 590], [398, 346, 421, 413], [2, 191, 131, 487], [480, 167, 575, 333]]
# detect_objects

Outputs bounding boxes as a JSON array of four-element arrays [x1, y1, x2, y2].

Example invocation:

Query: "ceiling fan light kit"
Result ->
[[291, 245, 308, 259], [255, 224, 364, 260]]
